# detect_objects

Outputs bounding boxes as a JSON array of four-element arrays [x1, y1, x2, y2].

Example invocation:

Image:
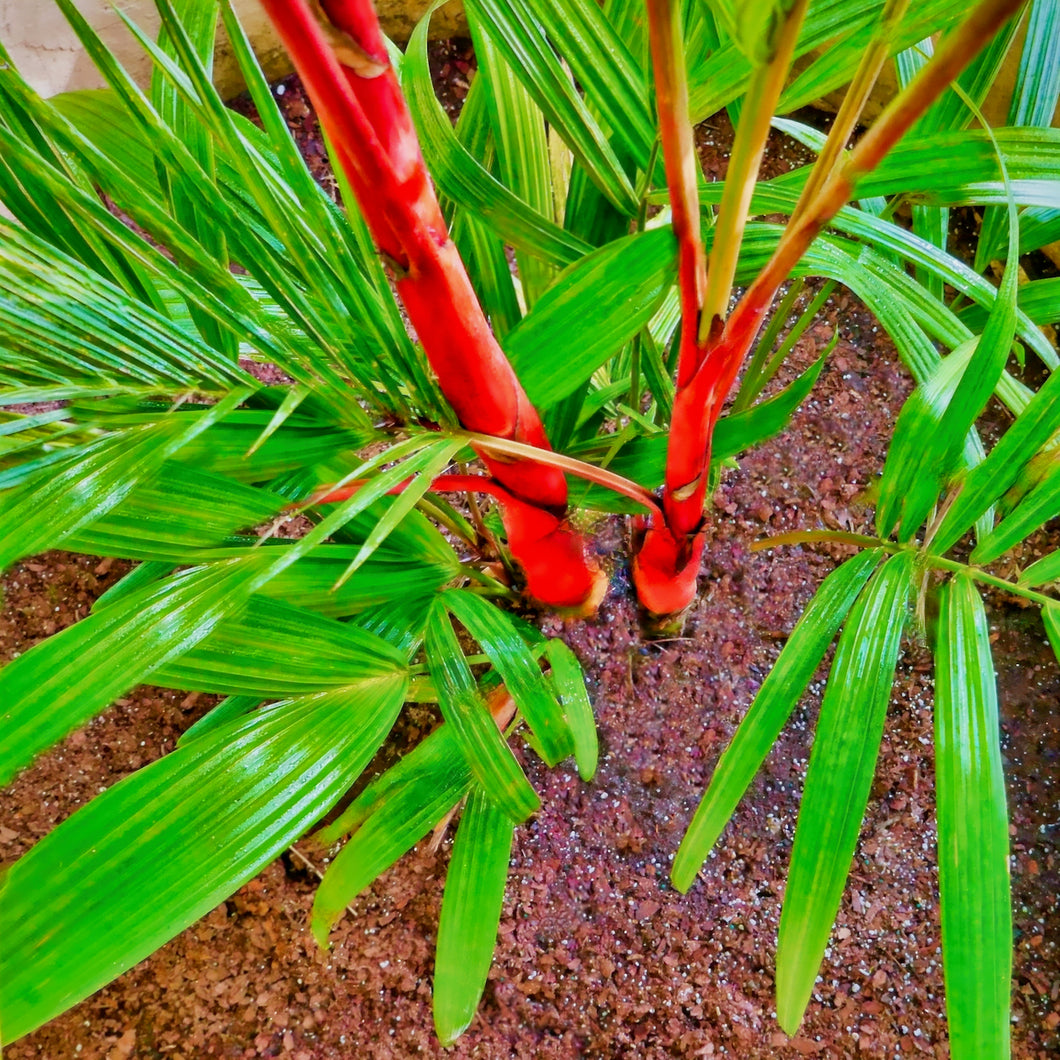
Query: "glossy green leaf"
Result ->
[[0, 561, 256, 786], [66, 462, 288, 561], [425, 601, 540, 823], [1043, 601, 1060, 663], [1019, 548, 1060, 587], [433, 788, 514, 1044], [915, 10, 1022, 136], [171, 413, 374, 484], [315, 724, 469, 850], [350, 597, 433, 661], [0, 38, 377, 415], [544, 640, 598, 781], [776, 550, 915, 1033], [189, 540, 457, 620], [440, 589, 571, 767], [504, 227, 677, 409], [49, 89, 162, 198], [692, 0, 966, 119], [487, 0, 654, 166], [672, 549, 883, 892], [877, 146, 1019, 540], [0, 391, 250, 571], [331, 439, 462, 591], [143, 0, 427, 408], [155, 594, 408, 697], [958, 276, 1060, 332], [176, 694, 262, 746], [461, 0, 639, 213], [404, 13, 591, 271], [876, 338, 979, 538], [467, 15, 554, 305], [0, 220, 250, 394], [932, 356, 1060, 555], [693, 182, 1058, 374], [150, 0, 233, 354], [977, 0, 1060, 268], [972, 451, 1060, 564], [706, 0, 807, 64], [935, 576, 1011, 1060], [311, 724, 472, 945], [0, 679, 405, 1044]]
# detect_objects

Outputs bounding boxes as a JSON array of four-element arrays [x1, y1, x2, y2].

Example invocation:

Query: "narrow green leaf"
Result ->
[[0, 679, 405, 1044], [977, 0, 1060, 268], [878, 140, 1019, 540], [467, 16, 554, 305], [425, 601, 540, 824], [440, 589, 572, 767], [707, 0, 808, 64], [568, 354, 826, 512], [1043, 601, 1060, 663], [972, 451, 1060, 564], [155, 594, 408, 697], [332, 440, 462, 590], [935, 576, 1011, 1060], [693, 0, 967, 119], [0, 220, 251, 393], [776, 550, 915, 1033], [504, 227, 677, 409], [311, 724, 472, 945], [176, 694, 261, 746], [314, 724, 470, 850], [49, 90, 162, 197], [190, 541, 457, 620], [544, 640, 598, 781], [672, 549, 883, 892], [932, 355, 1060, 555], [489, 0, 654, 167], [66, 462, 288, 562], [460, 0, 639, 214], [0, 561, 253, 785], [876, 339, 979, 538], [0, 391, 251, 571], [1019, 548, 1060, 587], [433, 788, 514, 1044], [957, 276, 1060, 331], [90, 561, 174, 613], [404, 13, 591, 270]]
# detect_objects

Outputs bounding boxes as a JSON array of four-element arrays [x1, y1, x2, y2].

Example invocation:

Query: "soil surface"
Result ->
[[3, 41, 1059, 1060]]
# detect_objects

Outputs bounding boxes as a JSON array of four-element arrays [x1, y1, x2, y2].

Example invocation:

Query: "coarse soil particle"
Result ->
[[2, 41, 1058, 1060]]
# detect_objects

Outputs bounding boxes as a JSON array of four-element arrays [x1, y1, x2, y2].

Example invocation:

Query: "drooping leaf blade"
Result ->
[[425, 601, 540, 823], [310, 723, 473, 945], [544, 640, 598, 781], [0, 678, 406, 1044], [433, 787, 514, 1045], [440, 588, 572, 767], [672, 549, 883, 892], [0, 562, 254, 785], [776, 550, 915, 1033], [934, 575, 1011, 1060]]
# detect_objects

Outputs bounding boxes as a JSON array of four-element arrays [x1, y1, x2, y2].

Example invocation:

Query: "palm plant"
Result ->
[[1, 0, 1058, 1053]]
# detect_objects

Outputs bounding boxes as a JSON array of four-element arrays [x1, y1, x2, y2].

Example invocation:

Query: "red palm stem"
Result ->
[[636, 0, 1026, 617], [260, 0, 602, 608]]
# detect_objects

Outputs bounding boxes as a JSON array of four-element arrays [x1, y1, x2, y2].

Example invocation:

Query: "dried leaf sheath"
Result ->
[[259, 0, 601, 608]]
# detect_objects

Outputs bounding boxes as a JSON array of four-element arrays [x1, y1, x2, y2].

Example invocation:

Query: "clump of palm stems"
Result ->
[[0, 0, 1057, 1054]]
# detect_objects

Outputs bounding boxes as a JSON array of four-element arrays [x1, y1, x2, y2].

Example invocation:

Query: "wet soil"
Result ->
[[3, 42, 1059, 1060]]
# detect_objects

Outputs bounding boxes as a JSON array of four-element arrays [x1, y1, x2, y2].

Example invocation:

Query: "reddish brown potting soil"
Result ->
[[3, 44, 1059, 1060]]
